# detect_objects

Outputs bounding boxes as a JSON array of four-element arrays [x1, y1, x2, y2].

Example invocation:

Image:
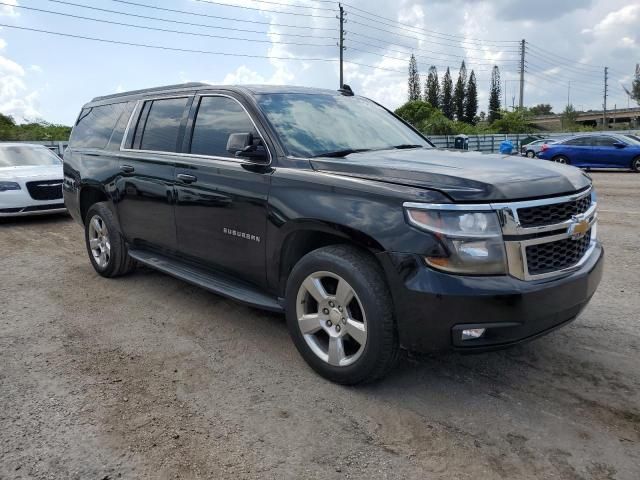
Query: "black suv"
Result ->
[[63, 83, 603, 384]]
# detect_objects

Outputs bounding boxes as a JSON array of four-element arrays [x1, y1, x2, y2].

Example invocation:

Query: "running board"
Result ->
[[128, 249, 284, 313]]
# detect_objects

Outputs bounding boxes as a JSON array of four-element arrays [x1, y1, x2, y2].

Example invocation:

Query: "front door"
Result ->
[[174, 93, 272, 288], [115, 96, 192, 253], [591, 136, 631, 168]]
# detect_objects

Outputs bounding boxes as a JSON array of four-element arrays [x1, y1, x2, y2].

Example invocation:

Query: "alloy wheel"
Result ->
[[296, 271, 367, 367], [88, 215, 111, 268]]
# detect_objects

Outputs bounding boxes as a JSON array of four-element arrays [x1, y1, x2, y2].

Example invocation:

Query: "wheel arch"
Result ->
[[273, 220, 385, 296], [79, 185, 109, 225]]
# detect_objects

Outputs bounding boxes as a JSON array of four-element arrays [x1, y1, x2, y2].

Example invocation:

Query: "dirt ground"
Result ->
[[1, 172, 638, 480]]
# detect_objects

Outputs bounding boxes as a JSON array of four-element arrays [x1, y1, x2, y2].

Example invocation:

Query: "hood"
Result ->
[[0, 164, 63, 182], [310, 148, 591, 202]]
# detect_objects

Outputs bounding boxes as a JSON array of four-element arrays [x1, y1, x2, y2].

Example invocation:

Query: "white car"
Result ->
[[0, 143, 66, 217]]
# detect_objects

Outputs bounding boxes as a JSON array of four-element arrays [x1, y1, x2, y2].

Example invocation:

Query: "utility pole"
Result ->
[[567, 81, 571, 107], [518, 39, 525, 109], [603, 66, 608, 130], [504, 80, 507, 109], [338, 3, 345, 88]]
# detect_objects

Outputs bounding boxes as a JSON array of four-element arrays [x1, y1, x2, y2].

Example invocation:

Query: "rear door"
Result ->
[[561, 137, 594, 167], [174, 92, 272, 288], [116, 96, 192, 253]]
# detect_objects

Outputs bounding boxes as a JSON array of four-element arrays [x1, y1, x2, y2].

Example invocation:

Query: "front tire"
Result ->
[[632, 157, 640, 173], [84, 202, 136, 278], [526, 150, 536, 158], [553, 155, 569, 165], [285, 245, 399, 384]]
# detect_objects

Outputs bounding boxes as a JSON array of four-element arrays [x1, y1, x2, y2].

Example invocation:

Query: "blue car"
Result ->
[[537, 133, 640, 172]]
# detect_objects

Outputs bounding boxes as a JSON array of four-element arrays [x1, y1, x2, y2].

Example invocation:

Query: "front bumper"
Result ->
[[378, 244, 604, 353], [1, 182, 66, 217]]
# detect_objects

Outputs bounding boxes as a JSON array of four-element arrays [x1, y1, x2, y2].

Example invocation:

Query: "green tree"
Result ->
[[425, 66, 440, 109], [441, 67, 454, 120], [488, 66, 502, 124], [530, 103, 554, 115], [394, 100, 435, 127], [464, 70, 478, 124], [408, 54, 421, 101], [491, 109, 534, 133], [453, 61, 467, 121], [561, 104, 579, 130], [623, 63, 640, 106], [0, 113, 71, 141]]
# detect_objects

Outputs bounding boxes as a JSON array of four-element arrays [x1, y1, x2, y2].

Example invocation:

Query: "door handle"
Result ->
[[120, 165, 135, 173], [177, 173, 197, 184]]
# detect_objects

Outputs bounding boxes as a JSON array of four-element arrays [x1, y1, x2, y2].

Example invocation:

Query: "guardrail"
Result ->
[[427, 130, 640, 154]]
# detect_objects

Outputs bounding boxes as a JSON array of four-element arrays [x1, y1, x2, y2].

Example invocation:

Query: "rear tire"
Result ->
[[526, 150, 536, 158], [632, 157, 640, 173], [553, 155, 569, 165], [84, 202, 136, 278], [285, 245, 399, 385]]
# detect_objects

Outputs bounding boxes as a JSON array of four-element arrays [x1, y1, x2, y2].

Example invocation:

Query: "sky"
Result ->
[[0, 0, 638, 125]]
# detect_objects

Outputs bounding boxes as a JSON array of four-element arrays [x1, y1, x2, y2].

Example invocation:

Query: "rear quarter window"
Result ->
[[69, 102, 128, 149]]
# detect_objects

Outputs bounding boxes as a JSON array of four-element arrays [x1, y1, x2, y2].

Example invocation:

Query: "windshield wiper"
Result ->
[[391, 144, 424, 149], [312, 148, 371, 158]]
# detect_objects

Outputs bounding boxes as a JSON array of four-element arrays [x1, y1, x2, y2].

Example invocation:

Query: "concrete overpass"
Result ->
[[531, 107, 640, 130]]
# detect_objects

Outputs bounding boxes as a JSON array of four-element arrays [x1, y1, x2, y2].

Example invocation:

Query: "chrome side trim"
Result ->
[[403, 202, 494, 211]]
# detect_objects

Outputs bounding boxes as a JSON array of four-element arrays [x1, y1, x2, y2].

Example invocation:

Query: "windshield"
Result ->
[[0, 146, 62, 167], [256, 93, 430, 158]]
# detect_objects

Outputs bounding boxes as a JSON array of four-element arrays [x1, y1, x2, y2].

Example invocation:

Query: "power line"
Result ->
[[525, 63, 603, 88], [42, 0, 336, 38], [526, 50, 605, 78], [525, 71, 601, 95], [526, 42, 604, 71], [194, 0, 336, 11], [348, 46, 514, 71], [346, 27, 520, 55], [347, 18, 522, 52], [169, 0, 335, 18], [0, 23, 339, 61], [94, 0, 338, 30], [340, 3, 518, 45], [346, 36, 520, 63], [1, 2, 337, 46]]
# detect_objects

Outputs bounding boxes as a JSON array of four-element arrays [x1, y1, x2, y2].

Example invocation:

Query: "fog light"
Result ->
[[461, 328, 486, 340]]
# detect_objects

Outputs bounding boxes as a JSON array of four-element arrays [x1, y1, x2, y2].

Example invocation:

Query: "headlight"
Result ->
[[0, 181, 21, 192], [405, 206, 506, 275]]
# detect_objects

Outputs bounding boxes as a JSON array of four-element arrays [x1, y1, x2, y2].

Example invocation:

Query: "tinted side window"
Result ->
[[594, 136, 618, 146], [564, 137, 589, 146], [106, 101, 136, 151], [190, 96, 257, 158], [137, 97, 189, 152], [69, 102, 127, 149]]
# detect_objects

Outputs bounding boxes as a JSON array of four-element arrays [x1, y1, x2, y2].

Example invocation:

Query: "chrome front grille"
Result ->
[[26, 180, 63, 201], [525, 230, 592, 275], [517, 194, 592, 228], [494, 188, 598, 281]]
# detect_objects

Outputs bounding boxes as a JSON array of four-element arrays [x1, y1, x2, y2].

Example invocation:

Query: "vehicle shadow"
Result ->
[[0, 212, 71, 227]]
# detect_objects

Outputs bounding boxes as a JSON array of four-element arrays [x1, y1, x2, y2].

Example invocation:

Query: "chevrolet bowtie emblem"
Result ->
[[568, 216, 590, 240]]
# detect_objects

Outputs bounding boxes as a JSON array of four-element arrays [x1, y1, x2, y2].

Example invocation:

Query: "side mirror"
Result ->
[[612, 142, 626, 148], [226, 132, 268, 163]]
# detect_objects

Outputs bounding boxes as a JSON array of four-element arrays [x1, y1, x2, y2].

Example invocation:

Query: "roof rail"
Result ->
[[91, 82, 210, 102]]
